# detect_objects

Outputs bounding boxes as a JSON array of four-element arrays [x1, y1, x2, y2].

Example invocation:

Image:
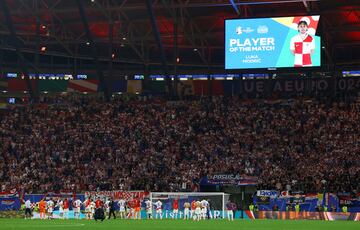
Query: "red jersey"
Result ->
[[134, 199, 141, 208], [128, 200, 134, 208], [173, 200, 179, 209], [85, 199, 91, 207], [191, 201, 196, 210], [95, 200, 102, 208], [290, 34, 315, 67], [63, 200, 69, 209]]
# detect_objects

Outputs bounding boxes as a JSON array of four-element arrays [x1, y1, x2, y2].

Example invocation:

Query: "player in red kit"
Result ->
[[191, 200, 196, 219], [127, 199, 134, 219], [63, 198, 69, 219], [134, 197, 141, 220], [95, 198, 102, 209], [94, 198, 105, 221], [172, 199, 179, 219]]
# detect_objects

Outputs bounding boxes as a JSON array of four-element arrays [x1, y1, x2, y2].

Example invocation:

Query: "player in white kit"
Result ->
[[46, 199, 54, 219], [104, 199, 110, 219], [194, 200, 201, 221], [73, 198, 82, 219], [154, 200, 162, 219], [90, 200, 96, 219], [117, 198, 126, 219], [84, 198, 92, 220], [145, 199, 153, 219], [200, 198, 209, 220], [57, 199, 64, 219], [183, 200, 191, 220]]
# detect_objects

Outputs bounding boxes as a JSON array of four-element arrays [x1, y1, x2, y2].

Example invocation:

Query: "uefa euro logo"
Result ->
[[236, 26, 243, 35], [257, 26, 268, 34]]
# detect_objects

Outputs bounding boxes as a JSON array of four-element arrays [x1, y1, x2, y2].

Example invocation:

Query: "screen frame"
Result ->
[[224, 15, 323, 71]]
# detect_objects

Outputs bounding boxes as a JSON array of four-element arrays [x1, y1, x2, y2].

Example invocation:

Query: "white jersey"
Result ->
[[145, 200, 152, 209], [85, 199, 92, 212], [145, 200, 152, 213], [105, 201, 110, 212], [74, 199, 82, 212], [118, 199, 126, 211], [290, 33, 315, 67], [58, 200, 64, 212], [195, 201, 201, 214], [74, 199, 82, 208], [201, 200, 209, 209], [47, 200, 54, 212], [154, 201, 162, 210], [25, 200, 32, 209], [90, 202, 95, 213]]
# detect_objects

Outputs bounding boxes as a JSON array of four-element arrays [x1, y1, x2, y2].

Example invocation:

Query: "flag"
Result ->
[[8, 79, 37, 92], [67, 80, 99, 92], [38, 80, 68, 92], [127, 80, 142, 94], [0, 79, 8, 91]]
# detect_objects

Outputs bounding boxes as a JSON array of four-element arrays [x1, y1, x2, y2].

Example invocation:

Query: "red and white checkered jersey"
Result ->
[[290, 34, 315, 67]]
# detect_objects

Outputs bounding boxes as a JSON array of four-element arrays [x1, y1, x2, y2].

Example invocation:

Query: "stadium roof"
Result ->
[[0, 0, 359, 73]]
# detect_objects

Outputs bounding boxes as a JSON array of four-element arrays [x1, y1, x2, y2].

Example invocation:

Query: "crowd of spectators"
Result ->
[[0, 94, 359, 194]]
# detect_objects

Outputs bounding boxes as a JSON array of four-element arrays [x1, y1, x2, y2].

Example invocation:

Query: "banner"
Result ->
[[0, 192, 20, 211], [201, 174, 257, 186], [67, 80, 99, 92], [248, 211, 360, 221], [23, 191, 80, 205], [338, 193, 360, 208], [1, 77, 360, 97], [257, 190, 279, 198], [257, 196, 271, 205], [84, 190, 148, 201], [38, 80, 68, 92]]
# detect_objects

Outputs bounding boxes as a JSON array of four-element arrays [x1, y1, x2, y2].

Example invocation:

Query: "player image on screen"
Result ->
[[290, 20, 315, 67]]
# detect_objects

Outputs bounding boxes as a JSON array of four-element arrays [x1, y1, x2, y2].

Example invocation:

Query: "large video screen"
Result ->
[[225, 16, 321, 69]]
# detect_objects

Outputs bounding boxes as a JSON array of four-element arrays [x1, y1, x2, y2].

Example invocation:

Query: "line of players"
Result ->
[[146, 198, 210, 221], [24, 197, 212, 221], [24, 197, 84, 220]]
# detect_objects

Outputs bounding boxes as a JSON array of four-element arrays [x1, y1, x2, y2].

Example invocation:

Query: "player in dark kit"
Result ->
[[108, 198, 116, 219]]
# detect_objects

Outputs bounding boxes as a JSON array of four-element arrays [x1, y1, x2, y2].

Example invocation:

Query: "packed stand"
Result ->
[[0, 95, 359, 194]]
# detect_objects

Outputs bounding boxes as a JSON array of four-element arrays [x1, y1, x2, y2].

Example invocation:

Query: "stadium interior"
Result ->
[[0, 0, 360, 229]]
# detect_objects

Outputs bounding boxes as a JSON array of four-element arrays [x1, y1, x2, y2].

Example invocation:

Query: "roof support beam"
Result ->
[[229, 0, 241, 16], [96, 0, 145, 64], [75, 0, 110, 101], [302, 0, 310, 13], [145, 0, 173, 97], [0, 0, 37, 101]]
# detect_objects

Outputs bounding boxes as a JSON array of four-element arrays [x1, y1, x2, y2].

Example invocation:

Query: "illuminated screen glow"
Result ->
[[225, 16, 321, 69]]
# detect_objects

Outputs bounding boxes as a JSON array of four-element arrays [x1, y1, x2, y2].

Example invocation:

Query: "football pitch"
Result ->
[[0, 219, 359, 230]]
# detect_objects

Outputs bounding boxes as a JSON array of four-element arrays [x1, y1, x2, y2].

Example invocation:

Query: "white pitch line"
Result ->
[[11, 224, 86, 228]]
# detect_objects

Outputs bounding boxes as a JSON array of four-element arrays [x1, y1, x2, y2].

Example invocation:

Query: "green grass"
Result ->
[[0, 219, 358, 230]]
